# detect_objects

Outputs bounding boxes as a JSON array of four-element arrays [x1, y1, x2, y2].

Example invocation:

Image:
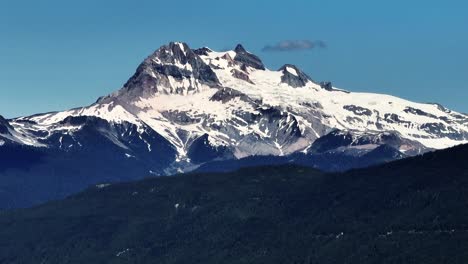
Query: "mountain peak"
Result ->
[[149, 41, 194, 65], [279, 64, 301, 73], [278, 64, 313, 88], [193, 47, 213, 56], [103, 42, 220, 100], [234, 44, 247, 53], [232, 44, 265, 70]]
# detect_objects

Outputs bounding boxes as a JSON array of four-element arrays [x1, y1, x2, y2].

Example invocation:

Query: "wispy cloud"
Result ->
[[262, 40, 327, 52]]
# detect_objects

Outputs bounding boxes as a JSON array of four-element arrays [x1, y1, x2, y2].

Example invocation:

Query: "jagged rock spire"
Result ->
[[234, 44, 247, 53], [278, 64, 313, 88], [233, 44, 265, 70]]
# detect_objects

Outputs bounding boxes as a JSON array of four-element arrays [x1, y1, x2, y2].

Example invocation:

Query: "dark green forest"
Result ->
[[1, 144, 468, 264]]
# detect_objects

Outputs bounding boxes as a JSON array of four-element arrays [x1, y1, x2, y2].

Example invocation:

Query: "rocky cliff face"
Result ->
[[0, 115, 12, 135], [278, 64, 312, 88], [100, 42, 220, 102]]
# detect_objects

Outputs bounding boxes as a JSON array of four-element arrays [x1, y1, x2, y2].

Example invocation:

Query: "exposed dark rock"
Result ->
[[254, 107, 303, 139], [278, 64, 312, 88], [59, 115, 109, 128], [384, 113, 411, 125], [233, 44, 266, 70], [309, 130, 354, 153], [221, 53, 237, 68], [12, 119, 37, 125], [319, 81, 350, 93], [420, 122, 464, 140], [343, 105, 372, 116], [404, 107, 437, 119], [300, 101, 323, 109], [320, 81, 333, 90], [240, 63, 248, 72], [187, 134, 233, 164], [231, 69, 254, 84], [210, 87, 256, 104], [192, 47, 212, 56], [346, 116, 364, 124], [434, 103, 451, 113], [308, 129, 428, 156], [160, 111, 201, 125], [450, 113, 467, 120], [0, 115, 12, 134], [234, 44, 247, 53]]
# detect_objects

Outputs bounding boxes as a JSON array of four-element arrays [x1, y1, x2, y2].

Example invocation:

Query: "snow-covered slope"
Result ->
[[5, 42, 468, 168]]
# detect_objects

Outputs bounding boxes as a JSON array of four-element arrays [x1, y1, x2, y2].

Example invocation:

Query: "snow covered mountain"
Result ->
[[5, 42, 467, 158], [1, 41, 467, 207]]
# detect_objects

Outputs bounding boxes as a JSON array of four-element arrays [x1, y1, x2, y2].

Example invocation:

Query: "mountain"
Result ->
[[0, 41, 467, 208], [1, 144, 468, 263]]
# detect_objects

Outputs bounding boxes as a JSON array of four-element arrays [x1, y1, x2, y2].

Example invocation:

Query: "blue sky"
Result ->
[[1, 0, 467, 118]]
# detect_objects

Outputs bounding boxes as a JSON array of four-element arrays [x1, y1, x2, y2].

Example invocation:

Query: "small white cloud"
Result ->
[[262, 40, 326, 52]]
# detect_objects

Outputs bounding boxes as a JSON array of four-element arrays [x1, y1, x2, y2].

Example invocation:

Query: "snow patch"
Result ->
[[116, 248, 130, 257], [226, 50, 237, 59], [285, 66, 298, 76], [96, 183, 110, 189], [176, 42, 186, 55]]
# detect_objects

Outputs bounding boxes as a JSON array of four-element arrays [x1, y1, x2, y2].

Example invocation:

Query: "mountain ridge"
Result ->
[[5, 42, 467, 154], [0, 41, 467, 208]]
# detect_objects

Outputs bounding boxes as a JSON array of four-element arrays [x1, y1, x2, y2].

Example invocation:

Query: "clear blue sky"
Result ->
[[1, 0, 467, 118]]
